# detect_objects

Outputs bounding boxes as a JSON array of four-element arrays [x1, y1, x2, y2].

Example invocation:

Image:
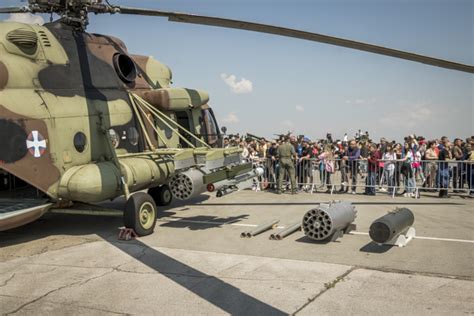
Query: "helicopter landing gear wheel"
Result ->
[[148, 185, 172, 206], [124, 192, 157, 236]]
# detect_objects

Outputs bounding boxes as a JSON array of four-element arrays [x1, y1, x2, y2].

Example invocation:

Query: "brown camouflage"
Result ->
[[0, 104, 61, 194]]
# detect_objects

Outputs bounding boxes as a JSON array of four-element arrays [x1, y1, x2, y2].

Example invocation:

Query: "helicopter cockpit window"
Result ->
[[73, 132, 87, 153], [113, 53, 137, 83], [164, 125, 173, 139], [128, 127, 139, 146], [202, 109, 219, 146], [108, 129, 120, 148]]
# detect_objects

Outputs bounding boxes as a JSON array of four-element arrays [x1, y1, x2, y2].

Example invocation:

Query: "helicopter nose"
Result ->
[[0, 119, 28, 163]]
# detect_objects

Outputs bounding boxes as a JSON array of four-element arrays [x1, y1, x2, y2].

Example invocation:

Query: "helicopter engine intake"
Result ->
[[135, 88, 210, 111]]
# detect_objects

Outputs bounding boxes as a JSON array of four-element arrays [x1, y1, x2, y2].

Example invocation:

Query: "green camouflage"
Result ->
[[277, 142, 296, 192]]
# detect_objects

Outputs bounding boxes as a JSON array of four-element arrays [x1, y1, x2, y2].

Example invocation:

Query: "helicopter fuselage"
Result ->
[[0, 20, 231, 230]]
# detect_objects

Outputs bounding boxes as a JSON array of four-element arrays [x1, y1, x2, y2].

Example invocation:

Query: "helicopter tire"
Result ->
[[148, 185, 173, 206], [124, 192, 157, 236]]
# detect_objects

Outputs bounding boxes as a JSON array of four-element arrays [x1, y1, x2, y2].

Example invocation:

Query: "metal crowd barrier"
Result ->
[[248, 157, 474, 198]]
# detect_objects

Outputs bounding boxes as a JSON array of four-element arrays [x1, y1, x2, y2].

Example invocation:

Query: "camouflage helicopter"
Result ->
[[0, 0, 472, 236]]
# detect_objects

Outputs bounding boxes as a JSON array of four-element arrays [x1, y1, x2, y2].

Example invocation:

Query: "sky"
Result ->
[[1, 0, 472, 142]]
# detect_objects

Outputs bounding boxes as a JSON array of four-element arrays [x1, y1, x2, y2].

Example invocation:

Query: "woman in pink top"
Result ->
[[318, 145, 335, 193]]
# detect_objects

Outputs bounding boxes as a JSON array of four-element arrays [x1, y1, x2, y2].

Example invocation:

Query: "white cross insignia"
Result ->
[[26, 131, 47, 158]]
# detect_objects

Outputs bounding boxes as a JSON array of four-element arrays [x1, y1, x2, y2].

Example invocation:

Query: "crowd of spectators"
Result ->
[[223, 132, 474, 198]]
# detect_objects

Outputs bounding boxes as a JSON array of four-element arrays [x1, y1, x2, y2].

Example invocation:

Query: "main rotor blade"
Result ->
[[0, 7, 28, 14], [116, 6, 474, 74]]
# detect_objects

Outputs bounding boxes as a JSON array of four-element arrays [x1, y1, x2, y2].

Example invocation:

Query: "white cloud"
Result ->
[[380, 104, 433, 129], [345, 98, 377, 105], [5, 13, 45, 25], [222, 112, 240, 124], [220, 73, 253, 94], [295, 105, 305, 112]]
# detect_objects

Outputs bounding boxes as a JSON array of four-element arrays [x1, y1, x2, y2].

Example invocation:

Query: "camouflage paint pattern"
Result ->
[[0, 20, 234, 210]]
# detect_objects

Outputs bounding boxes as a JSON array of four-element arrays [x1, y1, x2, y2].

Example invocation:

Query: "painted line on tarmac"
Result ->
[[350, 231, 474, 244], [413, 236, 474, 244], [159, 218, 474, 244]]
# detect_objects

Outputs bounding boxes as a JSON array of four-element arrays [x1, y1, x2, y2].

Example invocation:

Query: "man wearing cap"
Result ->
[[277, 136, 297, 194]]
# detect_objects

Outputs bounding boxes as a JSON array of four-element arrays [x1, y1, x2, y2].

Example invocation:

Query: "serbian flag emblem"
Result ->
[[26, 131, 47, 158]]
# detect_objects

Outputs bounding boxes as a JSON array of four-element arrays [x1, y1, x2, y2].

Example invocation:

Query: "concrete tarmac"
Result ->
[[0, 190, 473, 315]]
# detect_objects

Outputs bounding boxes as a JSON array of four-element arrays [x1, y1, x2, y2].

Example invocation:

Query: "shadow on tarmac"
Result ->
[[104, 236, 286, 315], [1, 211, 286, 315], [359, 241, 393, 253], [98, 194, 211, 211], [159, 214, 249, 230], [295, 236, 339, 244]]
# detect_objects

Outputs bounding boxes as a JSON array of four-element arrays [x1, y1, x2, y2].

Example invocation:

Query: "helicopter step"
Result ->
[[0, 171, 52, 231], [0, 199, 52, 232]]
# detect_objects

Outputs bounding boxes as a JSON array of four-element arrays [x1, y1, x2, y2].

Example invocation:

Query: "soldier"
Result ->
[[277, 136, 297, 194]]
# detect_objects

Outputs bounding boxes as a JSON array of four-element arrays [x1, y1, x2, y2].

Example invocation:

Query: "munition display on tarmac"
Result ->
[[169, 169, 207, 200], [302, 201, 357, 241], [1, 0, 472, 237], [215, 167, 264, 198], [241, 219, 279, 238], [270, 222, 302, 240], [369, 208, 415, 244]]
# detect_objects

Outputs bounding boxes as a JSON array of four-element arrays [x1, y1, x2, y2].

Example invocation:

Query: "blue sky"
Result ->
[[1, 0, 472, 142]]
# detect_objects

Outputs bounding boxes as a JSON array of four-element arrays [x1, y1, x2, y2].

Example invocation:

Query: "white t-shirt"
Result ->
[[383, 152, 397, 171]]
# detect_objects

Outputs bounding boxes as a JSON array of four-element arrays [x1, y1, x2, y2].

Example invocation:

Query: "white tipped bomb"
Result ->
[[215, 167, 264, 198]]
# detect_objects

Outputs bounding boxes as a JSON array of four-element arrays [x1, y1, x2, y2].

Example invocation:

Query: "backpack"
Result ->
[[325, 160, 335, 173]]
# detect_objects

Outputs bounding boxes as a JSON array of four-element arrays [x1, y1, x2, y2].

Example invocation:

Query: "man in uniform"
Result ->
[[277, 136, 297, 194]]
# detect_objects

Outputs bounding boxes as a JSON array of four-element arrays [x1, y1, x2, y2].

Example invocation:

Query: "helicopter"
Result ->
[[0, 0, 472, 236]]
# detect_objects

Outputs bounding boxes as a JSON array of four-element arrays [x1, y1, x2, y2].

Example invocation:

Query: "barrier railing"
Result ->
[[248, 157, 474, 198]]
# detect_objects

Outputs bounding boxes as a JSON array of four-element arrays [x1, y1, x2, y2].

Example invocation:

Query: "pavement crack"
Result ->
[[5, 283, 79, 315], [47, 301, 131, 315], [4, 269, 115, 315], [0, 274, 15, 288], [73, 304, 131, 315], [353, 265, 474, 281], [292, 267, 357, 315], [0, 238, 100, 263], [77, 269, 115, 287], [29, 262, 111, 270]]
